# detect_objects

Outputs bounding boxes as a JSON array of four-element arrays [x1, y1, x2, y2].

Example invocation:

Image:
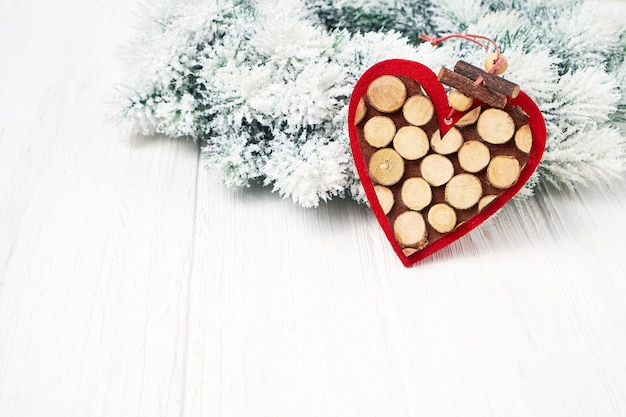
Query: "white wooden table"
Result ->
[[1, 1, 625, 416]]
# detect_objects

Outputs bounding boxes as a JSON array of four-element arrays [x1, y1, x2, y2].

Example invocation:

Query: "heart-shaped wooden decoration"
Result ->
[[348, 59, 546, 267]]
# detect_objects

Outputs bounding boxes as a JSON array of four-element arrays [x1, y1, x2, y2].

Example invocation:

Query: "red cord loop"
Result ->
[[419, 32, 507, 121], [418, 32, 501, 55], [419, 33, 506, 82]]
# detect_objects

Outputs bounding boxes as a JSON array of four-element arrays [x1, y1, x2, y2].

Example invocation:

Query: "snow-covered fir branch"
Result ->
[[117, 0, 626, 207]]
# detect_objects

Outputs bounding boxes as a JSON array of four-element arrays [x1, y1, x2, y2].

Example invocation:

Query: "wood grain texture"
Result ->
[[1, 0, 626, 416], [0, 1, 198, 416]]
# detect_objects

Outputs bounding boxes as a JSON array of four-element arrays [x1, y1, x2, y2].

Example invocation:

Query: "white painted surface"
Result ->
[[1, 1, 625, 416]]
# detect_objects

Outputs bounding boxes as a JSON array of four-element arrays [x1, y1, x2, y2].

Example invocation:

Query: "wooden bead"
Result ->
[[477, 108, 515, 144], [430, 127, 463, 155], [484, 52, 508, 75], [458, 140, 490, 173], [420, 154, 454, 187], [455, 106, 481, 127], [478, 195, 497, 212], [363, 116, 396, 148], [393, 126, 429, 160], [445, 174, 483, 210], [514, 124, 532, 154], [401, 177, 432, 211], [394, 211, 427, 247], [369, 148, 405, 186], [403, 95, 434, 127], [487, 156, 521, 189], [354, 97, 367, 125], [449, 89, 473, 112], [374, 185, 394, 215], [427, 203, 457, 233], [367, 75, 407, 113]]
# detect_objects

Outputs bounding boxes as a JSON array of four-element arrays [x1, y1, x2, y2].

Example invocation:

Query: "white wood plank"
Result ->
[[0, 1, 198, 416], [180, 2, 626, 413], [1, 0, 625, 416], [186, 166, 626, 416]]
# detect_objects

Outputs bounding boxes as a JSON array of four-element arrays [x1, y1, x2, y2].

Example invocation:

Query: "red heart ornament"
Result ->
[[348, 59, 546, 267]]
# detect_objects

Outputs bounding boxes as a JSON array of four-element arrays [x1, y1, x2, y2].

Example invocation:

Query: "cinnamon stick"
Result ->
[[454, 60, 520, 98], [438, 67, 507, 109]]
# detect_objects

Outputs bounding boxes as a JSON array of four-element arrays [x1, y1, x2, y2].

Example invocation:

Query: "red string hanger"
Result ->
[[418, 33, 508, 78], [419, 33, 509, 123]]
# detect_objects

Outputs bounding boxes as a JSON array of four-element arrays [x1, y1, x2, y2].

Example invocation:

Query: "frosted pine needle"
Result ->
[[116, 0, 626, 207]]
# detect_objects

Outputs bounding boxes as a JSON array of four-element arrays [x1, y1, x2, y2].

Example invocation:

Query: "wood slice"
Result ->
[[366, 75, 407, 113], [374, 185, 394, 215], [445, 173, 483, 210], [513, 105, 530, 119], [427, 203, 457, 233], [401, 177, 432, 211], [430, 127, 463, 155], [514, 124, 532, 154], [455, 106, 481, 127], [477, 108, 515, 144], [449, 89, 473, 112], [403, 95, 434, 127], [369, 148, 405, 186], [393, 126, 429, 160], [363, 116, 396, 148], [478, 195, 497, 212], [354, 97, 367, 125], [393, 211, 427, 247], [487, 156, 521, 189], [420, 154, 454, 187], [458, 140, 491, 173]]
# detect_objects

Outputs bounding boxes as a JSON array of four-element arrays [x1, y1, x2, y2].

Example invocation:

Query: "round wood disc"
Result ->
[[427, 203, 457, 233], [455, 106, 481, 127], [403, 95, 434, 127], [478, 195, 497, 212], [514, 124, 532, 153], [487, 156, 521, 189], [394, 211, 427, 247], [366, 75, 407, 113], [458, 140, 491, 173], [420, 154, 454, 187], [369, 148, 405, 186], [393, 126, 429, 160], [363, 116, 396, 148], [354, 97, 367, 125], [430, 127, 463, 155], [445, 173, 483, 210], [401, 177, 432, 211], [477, 108, 515, 144], [374, 185, 394, 215]]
